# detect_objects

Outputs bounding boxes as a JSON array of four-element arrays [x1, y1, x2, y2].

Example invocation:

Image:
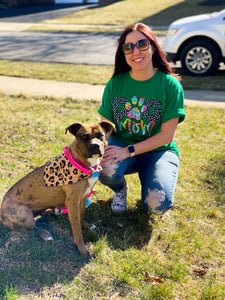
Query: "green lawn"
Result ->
[[0, 60, 225, 91], [0, 0, 225, 298], [1, 0, 225, 91], [42, 0, 225, 27], [0, 94, 224, 299]]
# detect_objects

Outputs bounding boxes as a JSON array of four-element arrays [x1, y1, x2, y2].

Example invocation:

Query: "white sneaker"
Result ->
[[111, 181, 128, 213]]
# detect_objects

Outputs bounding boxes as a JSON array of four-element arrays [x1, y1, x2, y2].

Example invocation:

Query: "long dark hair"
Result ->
[[112, 23, 181, 81]]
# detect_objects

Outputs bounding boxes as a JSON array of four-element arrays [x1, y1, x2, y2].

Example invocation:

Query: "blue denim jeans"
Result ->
[[99, 138, 180, 215]]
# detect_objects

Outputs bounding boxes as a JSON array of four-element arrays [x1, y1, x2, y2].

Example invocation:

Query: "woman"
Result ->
[[98, 23, 185, 214]]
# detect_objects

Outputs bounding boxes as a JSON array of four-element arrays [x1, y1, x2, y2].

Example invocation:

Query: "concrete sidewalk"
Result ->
[[0, 22, 36, 31], [1, 5, 223, 108], [0, 75, 105, 100], [0, 75, 225, 108]]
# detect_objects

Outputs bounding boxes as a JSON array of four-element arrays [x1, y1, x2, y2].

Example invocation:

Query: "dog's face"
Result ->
[[66, 121, 115, 166]]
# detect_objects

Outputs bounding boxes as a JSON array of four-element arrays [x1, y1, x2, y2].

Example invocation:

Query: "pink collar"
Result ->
[[64, 146, 101, 176]]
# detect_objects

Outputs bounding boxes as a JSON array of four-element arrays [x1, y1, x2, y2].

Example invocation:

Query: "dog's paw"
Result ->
[[79, 246, 91, 258]]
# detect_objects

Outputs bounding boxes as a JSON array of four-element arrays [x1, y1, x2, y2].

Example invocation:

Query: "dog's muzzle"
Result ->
[[86, 142, 104, 158]]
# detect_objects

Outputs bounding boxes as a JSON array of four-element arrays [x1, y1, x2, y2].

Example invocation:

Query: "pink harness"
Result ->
[[64, 146, 101, 177], [55, 146, 102, 214]]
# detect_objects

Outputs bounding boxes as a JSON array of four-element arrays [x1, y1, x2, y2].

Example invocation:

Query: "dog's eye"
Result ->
[[82, 134, 90, 140], [96, 133, 104, 140]]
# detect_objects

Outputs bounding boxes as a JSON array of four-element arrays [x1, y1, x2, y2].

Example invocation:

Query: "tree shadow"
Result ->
[[0, 218, 87, 298], [199, 0, 225, 6], [140, 1, 225, 27], [0, 3, 94, 23], [204, 154, 225, 206], [173, 66, 225, 91]]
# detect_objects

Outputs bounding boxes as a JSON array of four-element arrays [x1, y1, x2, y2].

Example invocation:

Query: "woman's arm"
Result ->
[[134, 117, 179, 155], [101, 117, 179, 164]]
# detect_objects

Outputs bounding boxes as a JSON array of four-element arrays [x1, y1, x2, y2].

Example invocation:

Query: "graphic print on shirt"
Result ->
[[113, 96, 162, 136]]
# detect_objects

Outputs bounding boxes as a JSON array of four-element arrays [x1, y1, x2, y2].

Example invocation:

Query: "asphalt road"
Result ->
[[0, 29, 166, 65], [0, 3, 165, 65], [0, 4, 116, 65], [0, 30, 119, 65], [0, 3, 95, 23], [0, 4, 224, 107]]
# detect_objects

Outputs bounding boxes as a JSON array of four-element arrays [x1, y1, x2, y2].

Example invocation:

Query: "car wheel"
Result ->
[[180, 40, 219, 76]]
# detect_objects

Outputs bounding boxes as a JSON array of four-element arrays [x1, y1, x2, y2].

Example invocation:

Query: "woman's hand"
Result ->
[[101, 146, 129, 164]]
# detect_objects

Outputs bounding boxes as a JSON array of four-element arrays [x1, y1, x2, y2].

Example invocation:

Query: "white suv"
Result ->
[[162, 9, 225, 76]]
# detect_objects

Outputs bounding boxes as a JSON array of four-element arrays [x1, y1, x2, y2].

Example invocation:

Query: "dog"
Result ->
[[0, 121, 114, 258]]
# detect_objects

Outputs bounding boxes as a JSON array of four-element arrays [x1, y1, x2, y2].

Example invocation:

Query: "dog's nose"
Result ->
[[90, 143, 100, 153]]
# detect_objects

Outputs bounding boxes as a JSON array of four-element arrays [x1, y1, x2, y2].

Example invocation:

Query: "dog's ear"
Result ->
[[65, 123, 82, 136], [99, 120, 116, 134]]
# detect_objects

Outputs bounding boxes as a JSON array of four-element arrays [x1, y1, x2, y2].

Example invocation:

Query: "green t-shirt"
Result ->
[[98, 70, 185, 157]]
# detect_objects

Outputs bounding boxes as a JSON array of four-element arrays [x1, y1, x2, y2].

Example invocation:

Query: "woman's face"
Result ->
[[123, 30, 155, 74]]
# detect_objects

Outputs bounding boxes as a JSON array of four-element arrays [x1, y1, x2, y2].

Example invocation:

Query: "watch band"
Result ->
[[128, 145, 135, 157]]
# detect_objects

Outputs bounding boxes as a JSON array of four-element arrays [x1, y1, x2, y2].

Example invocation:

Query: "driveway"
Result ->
[[0, 30, 118, 65], [0, 3, 96, 23], [0, 3, 119, 65], [0, 3, 224, 107], [0, 3, 164, 66]]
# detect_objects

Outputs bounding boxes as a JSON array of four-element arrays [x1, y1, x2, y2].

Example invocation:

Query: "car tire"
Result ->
[[180, 40, 219, 76]]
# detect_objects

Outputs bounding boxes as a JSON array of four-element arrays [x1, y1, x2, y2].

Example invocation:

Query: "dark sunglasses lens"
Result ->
[[137, 39, 150, 50], [122, 39, 150, 54], [122, 43, 134, 54]]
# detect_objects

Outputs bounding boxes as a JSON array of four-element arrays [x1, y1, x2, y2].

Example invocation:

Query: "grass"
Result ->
[[29, 0, 225, 34], [1, 0, 225, 90], [29, 24, 126, 34], [0, 60, 113, 85], [0, 59, 225, 91], [41, 0, 225, 27], [0, 93, 224, 299], [0, 1, 224, 298]]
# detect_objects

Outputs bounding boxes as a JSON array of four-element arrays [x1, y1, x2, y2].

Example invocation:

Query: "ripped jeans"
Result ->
[[99, 138, 180, 215]]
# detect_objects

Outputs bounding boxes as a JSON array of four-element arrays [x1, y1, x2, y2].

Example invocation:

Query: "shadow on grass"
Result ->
[[0, 218, 87, 298], [140, 1, 225, 27], [84, 199, 153, 251], [0, 200, 152, 298], [173, 67, 225, 91], [204, 154, 225, 205]]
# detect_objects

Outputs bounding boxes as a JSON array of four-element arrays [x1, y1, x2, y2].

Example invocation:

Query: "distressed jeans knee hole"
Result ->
[[146, 188, 166, 215], [101, 159, 118, 176]]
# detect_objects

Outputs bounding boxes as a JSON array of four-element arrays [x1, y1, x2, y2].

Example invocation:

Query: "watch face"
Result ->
[[128, 145, 135, 155]]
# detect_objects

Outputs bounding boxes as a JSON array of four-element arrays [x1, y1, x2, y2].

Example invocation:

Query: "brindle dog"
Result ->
[[0, 121, 114, 258]]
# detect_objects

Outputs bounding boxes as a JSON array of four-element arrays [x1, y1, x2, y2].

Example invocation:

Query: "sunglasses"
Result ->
[[122, 39, 151, 55]]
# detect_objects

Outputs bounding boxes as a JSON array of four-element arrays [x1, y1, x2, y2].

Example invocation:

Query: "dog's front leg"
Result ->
[[80, 196, 90, 229], [65, 194, 90, 258]]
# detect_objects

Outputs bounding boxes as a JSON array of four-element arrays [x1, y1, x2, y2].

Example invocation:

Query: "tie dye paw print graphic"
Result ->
[[125, 96, 147, 121], [113, 95, 162, 136], [123, 96, 162, 122]]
